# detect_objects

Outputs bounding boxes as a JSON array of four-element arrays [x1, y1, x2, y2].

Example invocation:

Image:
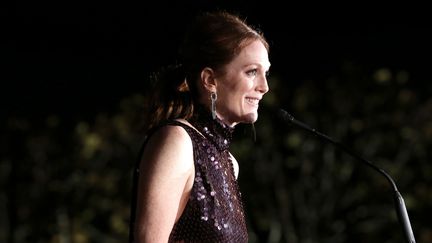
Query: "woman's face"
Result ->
[[215, 40, 270, 126]]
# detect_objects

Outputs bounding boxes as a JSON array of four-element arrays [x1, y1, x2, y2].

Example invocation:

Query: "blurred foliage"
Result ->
[[233, 62, 432, 243], [1, 95, 146, 243], [2, 61, 432, 243]]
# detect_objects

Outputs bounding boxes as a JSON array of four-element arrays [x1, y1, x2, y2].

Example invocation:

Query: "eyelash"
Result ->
[[246, 69, 270, 78], [246, 69, 258, 77]]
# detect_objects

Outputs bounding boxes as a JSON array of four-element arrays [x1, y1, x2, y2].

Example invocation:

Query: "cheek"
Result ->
[[236, 82, 254, 98], [218, 75, 253, 102], [224, 86, 247, 103], [227, 79, 253, 95]]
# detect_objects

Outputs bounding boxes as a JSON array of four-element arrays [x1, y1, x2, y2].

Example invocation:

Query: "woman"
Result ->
[[129, 10, 270, 242]]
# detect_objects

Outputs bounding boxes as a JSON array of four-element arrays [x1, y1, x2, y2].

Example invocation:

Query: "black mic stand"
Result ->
[[277, 109, 416, 243]]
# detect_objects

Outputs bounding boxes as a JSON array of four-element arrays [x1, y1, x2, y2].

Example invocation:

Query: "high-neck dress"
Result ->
[[129, 107, 248, 243]]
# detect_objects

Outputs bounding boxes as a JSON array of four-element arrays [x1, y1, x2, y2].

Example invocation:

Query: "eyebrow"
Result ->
[[243, 62, 271, 69]]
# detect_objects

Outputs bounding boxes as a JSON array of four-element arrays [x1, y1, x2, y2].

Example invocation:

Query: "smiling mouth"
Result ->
[[246, 97, 260, 106]]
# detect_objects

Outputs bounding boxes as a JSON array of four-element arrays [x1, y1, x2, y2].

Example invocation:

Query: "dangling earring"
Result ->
[[211, 92, 217, 119]]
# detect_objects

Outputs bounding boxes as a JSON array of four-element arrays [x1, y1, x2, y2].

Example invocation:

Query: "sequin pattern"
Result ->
[[167, 107, 248, 242]]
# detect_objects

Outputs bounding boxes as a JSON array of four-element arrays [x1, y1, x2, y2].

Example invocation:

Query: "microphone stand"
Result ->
[[278, 109, 416, 243]]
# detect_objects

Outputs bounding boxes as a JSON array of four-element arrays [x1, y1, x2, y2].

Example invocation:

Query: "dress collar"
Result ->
[[189, 104, 234, 151]]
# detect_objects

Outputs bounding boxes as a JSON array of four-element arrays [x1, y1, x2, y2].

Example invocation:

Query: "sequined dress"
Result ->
[[129, 107, 248, 243]]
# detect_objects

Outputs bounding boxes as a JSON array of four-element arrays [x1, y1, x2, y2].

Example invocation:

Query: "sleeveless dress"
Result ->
[[129, 107, 248, 242]]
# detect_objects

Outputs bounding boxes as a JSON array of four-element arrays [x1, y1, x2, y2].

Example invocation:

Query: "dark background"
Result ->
[[11, 3, 431, 118], [5, 2, 432, 243]]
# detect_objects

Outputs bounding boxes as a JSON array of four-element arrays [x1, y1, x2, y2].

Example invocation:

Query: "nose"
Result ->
[[256, 75, 269, 94]]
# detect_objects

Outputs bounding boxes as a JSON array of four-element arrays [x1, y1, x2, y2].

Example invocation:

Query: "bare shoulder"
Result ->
[[149, 125, 192, 146], [135, 123, 195, 241], [142, 124, 194, 172], [174, 118, 204, 137]]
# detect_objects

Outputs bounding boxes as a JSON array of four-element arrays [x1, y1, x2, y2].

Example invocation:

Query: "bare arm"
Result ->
[[134, 125, 195, 243], [229, 152, 240, 179]]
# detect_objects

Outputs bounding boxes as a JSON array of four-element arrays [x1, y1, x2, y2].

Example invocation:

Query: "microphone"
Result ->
[[277, 109, 416, 243]]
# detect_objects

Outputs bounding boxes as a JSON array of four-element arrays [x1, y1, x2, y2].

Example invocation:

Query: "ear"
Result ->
[[200, 67, 217, 93]]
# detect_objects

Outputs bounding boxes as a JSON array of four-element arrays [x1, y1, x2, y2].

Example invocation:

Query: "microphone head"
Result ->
[[277, 108, 295, 122]]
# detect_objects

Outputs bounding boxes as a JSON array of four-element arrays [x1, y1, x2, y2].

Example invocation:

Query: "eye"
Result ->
[[246, 69, 258, 77], [265, 70, 270, 77]]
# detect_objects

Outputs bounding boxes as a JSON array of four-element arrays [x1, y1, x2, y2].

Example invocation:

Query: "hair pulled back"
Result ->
[[144, 11, 269, 131]]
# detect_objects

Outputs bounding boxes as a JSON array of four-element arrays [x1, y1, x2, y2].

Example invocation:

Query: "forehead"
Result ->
[[230, 40, 270, 69]]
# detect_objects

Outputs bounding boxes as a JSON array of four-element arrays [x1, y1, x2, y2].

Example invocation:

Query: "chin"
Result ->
[[241, 112, 258, 124]]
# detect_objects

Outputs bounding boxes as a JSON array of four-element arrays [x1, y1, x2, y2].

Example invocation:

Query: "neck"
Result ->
[[189, 104, 235, 151], [217, 115, 238, 128]]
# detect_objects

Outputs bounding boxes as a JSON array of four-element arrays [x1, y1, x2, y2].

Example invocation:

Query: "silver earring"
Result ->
[[211, 92, 217, 119]]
